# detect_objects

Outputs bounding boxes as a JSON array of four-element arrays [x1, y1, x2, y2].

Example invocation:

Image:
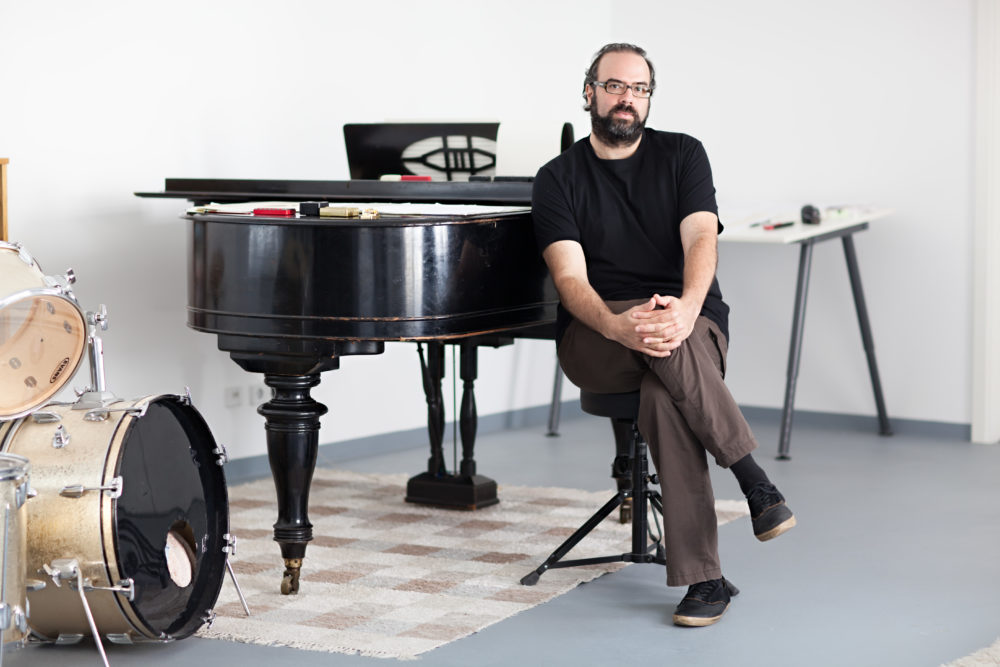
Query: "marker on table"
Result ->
[[763, 221, 795, 231]]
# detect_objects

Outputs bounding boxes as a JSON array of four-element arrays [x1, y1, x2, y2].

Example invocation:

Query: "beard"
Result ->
[[590, 101, 646, 147]]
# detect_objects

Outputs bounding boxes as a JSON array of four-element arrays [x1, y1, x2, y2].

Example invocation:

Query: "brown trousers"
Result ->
[[558, 300, 758, 586]]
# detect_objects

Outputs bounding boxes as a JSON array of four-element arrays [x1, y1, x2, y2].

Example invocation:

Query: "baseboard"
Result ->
[[223, 400, 971, 484], [739, 405, 972, 441]]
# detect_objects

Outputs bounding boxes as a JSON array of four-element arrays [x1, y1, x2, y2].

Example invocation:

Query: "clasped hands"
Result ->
[[611, 294, 698, 358]]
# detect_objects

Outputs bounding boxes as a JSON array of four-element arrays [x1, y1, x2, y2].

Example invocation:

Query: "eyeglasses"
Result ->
[[592, 79, 653, 98]]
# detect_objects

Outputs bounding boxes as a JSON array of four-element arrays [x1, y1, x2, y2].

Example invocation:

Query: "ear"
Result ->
[[585, 84, 594, 107]]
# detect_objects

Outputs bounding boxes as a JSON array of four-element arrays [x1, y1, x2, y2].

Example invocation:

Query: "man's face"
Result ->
[[586, 51, 652, 146]]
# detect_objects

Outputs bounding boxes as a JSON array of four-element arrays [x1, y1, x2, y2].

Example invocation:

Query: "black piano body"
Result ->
[[136, 179, 557, 594]]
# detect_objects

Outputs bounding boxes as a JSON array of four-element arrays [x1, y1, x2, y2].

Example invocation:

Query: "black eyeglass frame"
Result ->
[[591, 79, 654, 98]]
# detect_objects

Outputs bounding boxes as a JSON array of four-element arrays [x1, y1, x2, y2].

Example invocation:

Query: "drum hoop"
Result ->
[[0, 241, 39, 269], [0, 451, 30, 481], [100, 395, 165, 640], [0, 286, 83, 315]]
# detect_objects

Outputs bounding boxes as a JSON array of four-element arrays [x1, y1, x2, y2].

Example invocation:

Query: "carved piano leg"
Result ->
[[257, 373, 327, 594], [417, 342, 447, 476], [406, 341, 498, 509]]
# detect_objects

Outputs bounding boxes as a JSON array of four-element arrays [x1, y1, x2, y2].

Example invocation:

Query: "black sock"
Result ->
[[729, 454, 770, 496]]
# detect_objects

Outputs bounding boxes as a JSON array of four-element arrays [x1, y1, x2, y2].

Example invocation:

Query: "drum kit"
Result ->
[[0, 240, 247, 665]]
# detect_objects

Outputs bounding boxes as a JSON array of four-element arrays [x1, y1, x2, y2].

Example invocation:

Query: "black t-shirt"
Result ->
[[532, 128, 730, 343]]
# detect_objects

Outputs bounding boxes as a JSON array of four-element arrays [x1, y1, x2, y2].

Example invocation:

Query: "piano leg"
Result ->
[[405, 341, 498, 509], [257, 373, 328, 594]]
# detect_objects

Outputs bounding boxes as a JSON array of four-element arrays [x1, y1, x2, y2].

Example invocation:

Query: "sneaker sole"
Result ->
[[755, 515, 797, 542], [673, 603, 729, 627]]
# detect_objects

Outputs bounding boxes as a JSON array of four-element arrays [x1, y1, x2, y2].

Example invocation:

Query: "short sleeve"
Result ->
[[531, 164, 580, 252], [676, 139, 720, 230]]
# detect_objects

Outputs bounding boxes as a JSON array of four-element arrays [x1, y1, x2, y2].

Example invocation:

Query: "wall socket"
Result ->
[[247, 384, 270, 405], [223, 386, 244, 408]]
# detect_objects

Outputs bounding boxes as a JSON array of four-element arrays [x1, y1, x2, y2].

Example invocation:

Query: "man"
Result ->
[[532, 43, 795, 627]]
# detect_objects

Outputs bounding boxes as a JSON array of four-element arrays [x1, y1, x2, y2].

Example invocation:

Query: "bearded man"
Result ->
[[531, 43, 796, 627]]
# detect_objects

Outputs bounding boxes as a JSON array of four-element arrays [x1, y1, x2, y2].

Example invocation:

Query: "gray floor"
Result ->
[[7, 409, 1000, 667]]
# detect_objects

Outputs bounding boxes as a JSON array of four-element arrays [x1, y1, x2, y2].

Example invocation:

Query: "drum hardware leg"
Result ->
[[225, 560, 251, 617], [42, 559, 109, 667], [222, 534, 251, 617], [281, 558, 302, 595], [59, 475, 123, 500]]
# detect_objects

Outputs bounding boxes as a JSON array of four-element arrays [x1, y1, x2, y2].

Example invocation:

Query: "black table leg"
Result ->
[[778, 241, 815, 460], [842, 235, 892, 436], [257, 373, 327, 594]]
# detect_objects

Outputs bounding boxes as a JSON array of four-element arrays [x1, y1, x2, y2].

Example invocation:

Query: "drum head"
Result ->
[[113, 396, 228, 640], [0, 291, 86, 419]]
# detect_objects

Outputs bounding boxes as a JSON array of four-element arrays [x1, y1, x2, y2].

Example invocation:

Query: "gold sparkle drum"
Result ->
[[0, 241, 87, 420], [0, 394, 228, 642], [0, 453, 30, 649]]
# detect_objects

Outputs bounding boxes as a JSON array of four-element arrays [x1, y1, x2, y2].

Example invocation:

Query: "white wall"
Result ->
[[1, 0, 975, 462]]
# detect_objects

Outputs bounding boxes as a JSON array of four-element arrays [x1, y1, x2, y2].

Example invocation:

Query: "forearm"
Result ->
[[680, 233, 717, 313], [553, 273, 618, 339]]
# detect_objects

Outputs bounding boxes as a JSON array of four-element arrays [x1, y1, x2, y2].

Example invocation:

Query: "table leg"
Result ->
[[842, 235, 892, 436], [546, 359, 563, 437], [778, 241, 815, 460]]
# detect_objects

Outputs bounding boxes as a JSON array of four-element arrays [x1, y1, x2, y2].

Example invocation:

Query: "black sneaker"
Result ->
[[746, 482, 797, 542], [672, 578, 740, 627]]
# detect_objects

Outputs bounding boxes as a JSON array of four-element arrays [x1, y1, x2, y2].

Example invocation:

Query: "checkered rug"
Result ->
[[199, 468, 749, 659]]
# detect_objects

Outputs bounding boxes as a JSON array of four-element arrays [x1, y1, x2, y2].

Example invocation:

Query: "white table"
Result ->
[[720, 207, 893, 458]]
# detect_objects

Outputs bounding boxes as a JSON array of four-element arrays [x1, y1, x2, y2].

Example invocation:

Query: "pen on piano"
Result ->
[[763, 221, 794, 231]]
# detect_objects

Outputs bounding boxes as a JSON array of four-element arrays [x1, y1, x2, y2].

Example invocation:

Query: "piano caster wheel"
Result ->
[[619, 497, 632, 524], [280, 558, 302, 595]]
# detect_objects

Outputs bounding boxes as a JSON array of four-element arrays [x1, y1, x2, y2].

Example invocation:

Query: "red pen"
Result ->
[[763, 221, 794, 231], [252, 207, 296, 217]]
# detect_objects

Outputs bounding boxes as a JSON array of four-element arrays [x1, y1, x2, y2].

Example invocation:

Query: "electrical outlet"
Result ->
[[224, 386, 243, 408], [248, 384, 270, 405]]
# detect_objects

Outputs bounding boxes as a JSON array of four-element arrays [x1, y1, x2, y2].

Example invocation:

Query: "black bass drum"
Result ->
[[0, 393, 228, 642]]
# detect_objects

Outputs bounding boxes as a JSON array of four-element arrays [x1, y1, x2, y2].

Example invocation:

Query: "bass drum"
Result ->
[[0, 394, 228, 642], [0, 241, 87, 420]]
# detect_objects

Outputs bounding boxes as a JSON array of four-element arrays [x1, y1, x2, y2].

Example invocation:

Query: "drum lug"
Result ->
[[59, 475, 123, 500], [213, 443, 229, 466], [25, 578, 46, 592], [84, 408, 110, 422], [15, 480, 29, 509], [51, 424, 70, 449], [30, 411, 61, 424], [201, 609, 217, 630], [105, 633, 134, 645], [55, 633, 85, 645]]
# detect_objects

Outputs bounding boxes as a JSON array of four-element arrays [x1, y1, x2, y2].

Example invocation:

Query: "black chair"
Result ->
[[520, 390, 667, 586]]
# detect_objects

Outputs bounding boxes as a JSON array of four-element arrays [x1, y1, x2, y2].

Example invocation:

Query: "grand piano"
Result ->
[[136, 178, 557, 594]]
